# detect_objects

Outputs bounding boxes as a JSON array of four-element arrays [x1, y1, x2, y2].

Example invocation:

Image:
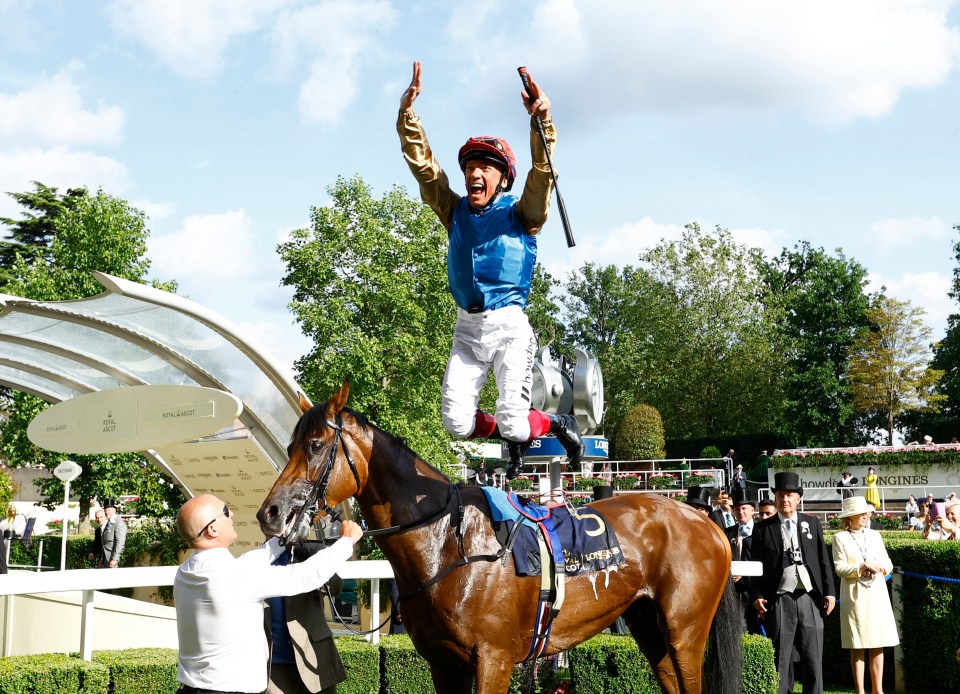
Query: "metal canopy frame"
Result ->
[[0, 272, 307, 488]]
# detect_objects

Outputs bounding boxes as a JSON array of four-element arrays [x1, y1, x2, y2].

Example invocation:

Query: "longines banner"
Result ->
[[767, 465, 960, 502]]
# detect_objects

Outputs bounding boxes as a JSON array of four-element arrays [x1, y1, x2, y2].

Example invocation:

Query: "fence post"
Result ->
[[891, 568, 904, 693]]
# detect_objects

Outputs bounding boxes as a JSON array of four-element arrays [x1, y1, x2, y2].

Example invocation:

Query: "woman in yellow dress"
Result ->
[[864, 466, 880, 509]]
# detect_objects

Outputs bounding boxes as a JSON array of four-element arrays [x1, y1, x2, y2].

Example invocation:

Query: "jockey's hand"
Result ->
[[400, 61, 421, 113], [521, 70, 551, 120], [753, 597, 767, 616], [339, 519, 363, 543]]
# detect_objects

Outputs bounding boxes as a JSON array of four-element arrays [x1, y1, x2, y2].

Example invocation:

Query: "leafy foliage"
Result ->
[[0, 184, 180, 517], [760, 242, 872, 446], [280, 176, 458, 467], [614, 403, 665, 460], [848, 296, 945, 444]]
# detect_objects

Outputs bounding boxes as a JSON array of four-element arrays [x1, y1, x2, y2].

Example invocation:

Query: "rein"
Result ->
[[280, 412, 362, 547]]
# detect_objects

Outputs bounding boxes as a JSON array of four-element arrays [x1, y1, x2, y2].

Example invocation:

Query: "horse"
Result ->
[[257, 382, 742, 694]]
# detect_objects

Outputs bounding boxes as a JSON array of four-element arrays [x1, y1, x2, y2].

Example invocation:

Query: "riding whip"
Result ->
[[518, 66, 575, 248]]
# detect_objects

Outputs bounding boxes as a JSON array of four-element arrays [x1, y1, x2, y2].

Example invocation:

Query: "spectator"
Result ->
[[710, 488, 735, 529], [396, 60, 582, 481], [836, 471, 858, 500], [386, 579, 406, 635], [174, 494, 362, 694], [863, 467, 880, 510], [732, 464, 747, 493], [0, 529, 9, 574], [758, 498, 776, 520], [750, 472, 836, 694], [725, 449, 738, 482], [909, 499, 929, 531], [903, 495, 919, 521], [832, 496, 900, 694], [266, 543, 346, 694], [924, 434, 935, 445], [87, 509, 106, 565], [684, 486, 712, 516], [947, 491, 959, 505], [930, 499, 960, 541], [99, 499, 127, 568], [727, 491, 759, 634]]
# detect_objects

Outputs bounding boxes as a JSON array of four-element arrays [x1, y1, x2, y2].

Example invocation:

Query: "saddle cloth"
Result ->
[[481, 487, 624, 577]]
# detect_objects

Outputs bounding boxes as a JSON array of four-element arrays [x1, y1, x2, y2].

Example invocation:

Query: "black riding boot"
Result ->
[[505, 440, 530, 480], [549, 414, 584, 466]]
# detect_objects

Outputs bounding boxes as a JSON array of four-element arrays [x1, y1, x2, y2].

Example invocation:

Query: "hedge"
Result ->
[[0, 634, 771, 694], [0, 653, 109, 693]]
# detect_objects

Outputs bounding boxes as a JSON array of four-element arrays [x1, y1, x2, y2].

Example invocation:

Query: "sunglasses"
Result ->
[[197, 504, 231, 539]]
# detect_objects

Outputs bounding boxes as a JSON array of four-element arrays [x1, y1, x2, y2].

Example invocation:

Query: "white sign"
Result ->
[[769, 464, 960, 502], [53, 460, 82, 482]]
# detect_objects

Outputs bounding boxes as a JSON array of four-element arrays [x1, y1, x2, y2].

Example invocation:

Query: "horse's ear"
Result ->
[[297, 392, 313, 414], [324, 379, 350, 420]]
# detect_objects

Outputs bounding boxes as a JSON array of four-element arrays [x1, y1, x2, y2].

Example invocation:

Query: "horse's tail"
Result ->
[[706, 576, 743, 694]]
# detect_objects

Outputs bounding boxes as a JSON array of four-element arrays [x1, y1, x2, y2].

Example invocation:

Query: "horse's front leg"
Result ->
[[474, 654, 515, 694], [429, 660, 472, 694]]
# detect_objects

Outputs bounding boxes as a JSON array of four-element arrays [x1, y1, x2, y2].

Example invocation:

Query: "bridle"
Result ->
[[279, 412, 362, 546]]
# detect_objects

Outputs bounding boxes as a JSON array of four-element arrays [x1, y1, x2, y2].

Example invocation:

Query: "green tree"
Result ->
[[569, 224, 785, 441], [0, 185, 181, 518], [280, 176, 458, 466], [760, 242, 872, 446], [0, 182, 88, 290], [907, 225, 960, 441], [848, 297, 945, 445], [615, 403, 665, 460]]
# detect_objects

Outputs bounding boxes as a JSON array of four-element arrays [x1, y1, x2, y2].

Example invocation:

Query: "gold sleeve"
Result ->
[[397, 109, 460, 230]]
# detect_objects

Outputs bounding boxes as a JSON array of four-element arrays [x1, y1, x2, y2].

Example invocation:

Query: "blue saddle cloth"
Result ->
[[481, 487, 624, 577]]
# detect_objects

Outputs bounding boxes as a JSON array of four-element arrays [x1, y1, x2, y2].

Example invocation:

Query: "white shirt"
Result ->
[[174, 536, 356, 693]]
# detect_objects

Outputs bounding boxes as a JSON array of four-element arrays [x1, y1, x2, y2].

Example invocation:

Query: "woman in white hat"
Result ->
[[832, 496, 899, 694]]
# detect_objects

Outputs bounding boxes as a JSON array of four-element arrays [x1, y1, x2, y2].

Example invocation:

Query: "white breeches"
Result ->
[[441, 305, 536, 442]]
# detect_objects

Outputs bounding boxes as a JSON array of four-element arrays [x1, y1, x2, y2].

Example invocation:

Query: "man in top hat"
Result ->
[[99, 498, 127, 568], [732, 463, 747, 492], [727, 490, 759, 633], [684, 486, 712, 516], [749, 471, 835, 694]]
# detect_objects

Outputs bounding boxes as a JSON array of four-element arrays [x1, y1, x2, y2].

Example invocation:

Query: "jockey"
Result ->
[[397, 60, 583, 479]]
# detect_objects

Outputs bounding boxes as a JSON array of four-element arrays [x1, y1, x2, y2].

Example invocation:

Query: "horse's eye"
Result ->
[[309, 439, 324, 456]]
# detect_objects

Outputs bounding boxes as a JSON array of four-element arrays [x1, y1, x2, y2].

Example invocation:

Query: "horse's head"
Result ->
[[256, 380, 369, 545]]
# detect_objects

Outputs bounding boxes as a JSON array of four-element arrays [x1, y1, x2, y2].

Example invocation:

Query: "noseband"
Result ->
[[279, 412, 362, 546]]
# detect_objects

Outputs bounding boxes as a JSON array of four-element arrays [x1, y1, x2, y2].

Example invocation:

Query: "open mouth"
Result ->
[[281, 504, 316, 540]]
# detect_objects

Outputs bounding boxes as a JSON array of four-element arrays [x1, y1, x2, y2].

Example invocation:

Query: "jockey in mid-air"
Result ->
[[397, 60, 583, 479]]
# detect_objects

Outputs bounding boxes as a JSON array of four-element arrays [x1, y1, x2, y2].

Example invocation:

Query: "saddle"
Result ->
[[481, 487, 625, 660]]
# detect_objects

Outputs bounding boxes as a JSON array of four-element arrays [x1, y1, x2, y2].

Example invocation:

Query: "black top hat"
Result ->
[[772, 471, 803, 496], [102, 498, 118, 510], [685, 486, 712, 509], [731, 489, 754, 508]]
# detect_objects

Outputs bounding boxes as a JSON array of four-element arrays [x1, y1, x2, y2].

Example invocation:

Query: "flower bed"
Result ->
[[613, 474, 640, 490], [647, 473, 679, 489]]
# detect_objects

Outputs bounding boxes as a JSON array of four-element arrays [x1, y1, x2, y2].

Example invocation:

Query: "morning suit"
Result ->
[[749, 512, 835, 694], [99, 515, 127, 567], [266, 545, 346, 694], [726, 522, 758, 633]]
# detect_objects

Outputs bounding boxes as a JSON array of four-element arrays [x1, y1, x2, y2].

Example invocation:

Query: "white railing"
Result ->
[[0, 559, 395, 660]]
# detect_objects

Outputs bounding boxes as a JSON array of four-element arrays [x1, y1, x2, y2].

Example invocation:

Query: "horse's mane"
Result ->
[[291, 403, 447, 480]]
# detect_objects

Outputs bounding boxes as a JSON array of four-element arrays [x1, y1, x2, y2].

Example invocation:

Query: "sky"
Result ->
[[2, 0, 960, 374]]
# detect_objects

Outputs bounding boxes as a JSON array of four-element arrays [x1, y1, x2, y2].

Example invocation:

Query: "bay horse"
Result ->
[[257, 382, 742, 694]]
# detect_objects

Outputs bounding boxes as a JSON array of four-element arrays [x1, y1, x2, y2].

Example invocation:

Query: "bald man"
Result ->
[[174, 494, 362, 694]]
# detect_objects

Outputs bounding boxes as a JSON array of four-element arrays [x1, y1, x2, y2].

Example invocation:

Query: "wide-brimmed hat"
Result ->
[[772, 471, 803, 496], [685, 486, 712, 509], [838, 496, 873, 518], [731, 489, 754, 508]]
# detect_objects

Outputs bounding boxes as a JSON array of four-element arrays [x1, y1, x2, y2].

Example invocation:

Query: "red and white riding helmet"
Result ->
[[457, 136, 517, 191]]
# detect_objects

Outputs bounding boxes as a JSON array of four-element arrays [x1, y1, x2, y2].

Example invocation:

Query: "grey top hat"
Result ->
[[772, 471, 803, 496], [685, 486, 712, 509]]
